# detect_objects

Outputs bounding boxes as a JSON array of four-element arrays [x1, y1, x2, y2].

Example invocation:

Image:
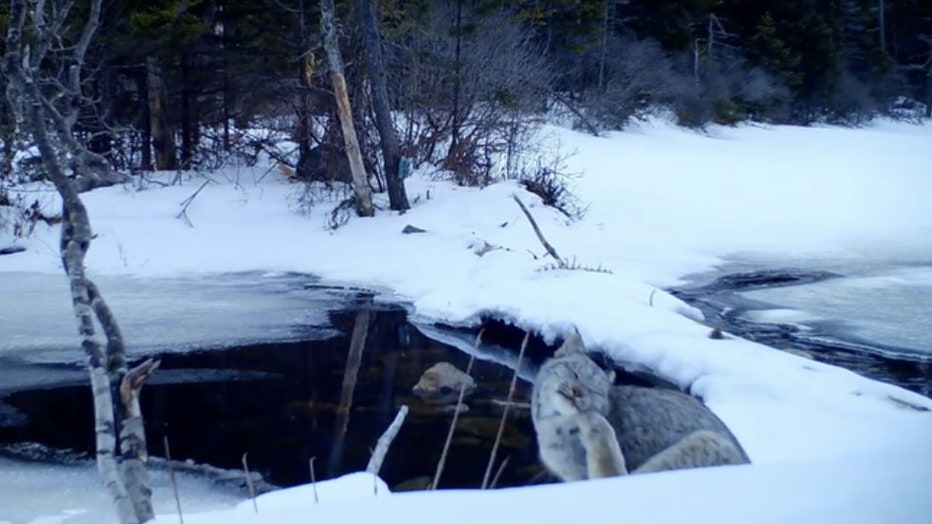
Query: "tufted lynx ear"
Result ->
[[554, 326, 586, 356]]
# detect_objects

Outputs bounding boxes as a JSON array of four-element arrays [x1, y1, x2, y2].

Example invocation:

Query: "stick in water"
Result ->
[[242, 452, 258, 513], [431, 328, 484, 489], [367, 404, 409, 476], [490, 455, 512, 489], [309, 457, 320, 503], [163, 436, 184, 524], [481, 331, 529, 488]]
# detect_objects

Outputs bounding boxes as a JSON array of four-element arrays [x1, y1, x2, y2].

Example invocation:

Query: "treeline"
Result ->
[[0, 0, 930, 181]]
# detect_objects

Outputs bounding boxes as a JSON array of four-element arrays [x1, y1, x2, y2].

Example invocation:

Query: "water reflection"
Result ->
[[0, 304, 542, 490]]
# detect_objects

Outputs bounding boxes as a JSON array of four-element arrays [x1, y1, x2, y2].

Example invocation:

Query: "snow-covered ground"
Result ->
[[2, 119, 931, 523]]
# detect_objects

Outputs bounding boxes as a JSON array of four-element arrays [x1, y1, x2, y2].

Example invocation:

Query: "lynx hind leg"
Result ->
[[635, 429, 748, 474], [576, 411, 628, 478]]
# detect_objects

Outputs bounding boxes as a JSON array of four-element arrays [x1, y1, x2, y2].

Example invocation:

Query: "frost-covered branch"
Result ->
[[367, 405, 409, 475]]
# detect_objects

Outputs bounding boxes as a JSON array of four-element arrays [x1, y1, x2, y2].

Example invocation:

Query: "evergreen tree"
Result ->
[[747, 12, 802, 89]]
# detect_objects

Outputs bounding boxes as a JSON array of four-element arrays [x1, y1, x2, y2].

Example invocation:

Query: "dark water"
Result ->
[[0, 301, 543, 490], [670, 269, 932, 399]]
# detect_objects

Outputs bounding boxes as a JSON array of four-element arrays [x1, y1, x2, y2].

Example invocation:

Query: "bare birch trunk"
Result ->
[[119, 358, 160, 520], [3, 1, 155, 522], [320, 0, 375, 217]]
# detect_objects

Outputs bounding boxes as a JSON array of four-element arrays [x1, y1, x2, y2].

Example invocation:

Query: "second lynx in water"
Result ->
[[531, 331, 749, 481]]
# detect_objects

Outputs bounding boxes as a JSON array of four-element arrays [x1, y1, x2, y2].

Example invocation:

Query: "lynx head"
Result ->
[[533, 331, 614, 419]]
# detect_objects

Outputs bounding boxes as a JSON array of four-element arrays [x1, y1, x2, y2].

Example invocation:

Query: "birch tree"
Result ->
[[319, 0, 374, 217], [2, 1, 157, 522]]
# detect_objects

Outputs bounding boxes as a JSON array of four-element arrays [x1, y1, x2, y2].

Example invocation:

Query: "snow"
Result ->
[[2, 118, 932, 523], [150, 427, 932, 524]]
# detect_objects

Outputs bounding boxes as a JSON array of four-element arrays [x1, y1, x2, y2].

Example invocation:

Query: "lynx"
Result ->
[[531, 329, 749, 481]]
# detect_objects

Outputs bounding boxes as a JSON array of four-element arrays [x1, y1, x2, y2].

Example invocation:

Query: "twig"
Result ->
[[481, 331, 529, 489], [176, 179, 211, 227], [524, 468, 549, 485], [120, 358, 160, 409], [490, 455, 511, 489], [308, 457, 319, 503], [367, 405, 409, 476], [242, 452, 258, 513], [163, 436, 184, 524], [513, 195, 565, 267], [649, 289, 657, 307], [138, 172, 170, 188], [554, 92, 601, 136], [431, 328, 484, 489], [490, 399, 531, 410]]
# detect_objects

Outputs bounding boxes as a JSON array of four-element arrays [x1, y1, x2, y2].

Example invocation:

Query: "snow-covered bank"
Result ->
[[150, 425, 932, 524], [2, 119, 931, 522]]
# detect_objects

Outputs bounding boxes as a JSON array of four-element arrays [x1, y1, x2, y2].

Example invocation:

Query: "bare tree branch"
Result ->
[[513, 195, 564, 267], [366, 405, 409, 475]]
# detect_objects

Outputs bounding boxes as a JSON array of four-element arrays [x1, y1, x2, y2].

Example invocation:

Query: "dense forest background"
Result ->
[[0, 0, 930, 193]]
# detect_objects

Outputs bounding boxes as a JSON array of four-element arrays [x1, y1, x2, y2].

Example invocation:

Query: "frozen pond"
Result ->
[[740, 265, 932, 359], [0, 452, 244, 524], [0, 272, 547, 523], [0, 271, 353, 365], [672, 254, 932, 397]]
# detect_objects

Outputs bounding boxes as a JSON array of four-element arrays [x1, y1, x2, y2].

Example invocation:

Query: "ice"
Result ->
[[0, 272, 352, 364], [742, 264, 932, 358], [742, 309, 820, 325], [0, 455, 243, 524]]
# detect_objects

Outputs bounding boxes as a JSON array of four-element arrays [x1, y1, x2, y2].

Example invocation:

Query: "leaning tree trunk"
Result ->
[[320, 0, 374, 217], [360, 0, 409, 211], [3, 1, 156, 522], [146, 57, 177, 171]]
